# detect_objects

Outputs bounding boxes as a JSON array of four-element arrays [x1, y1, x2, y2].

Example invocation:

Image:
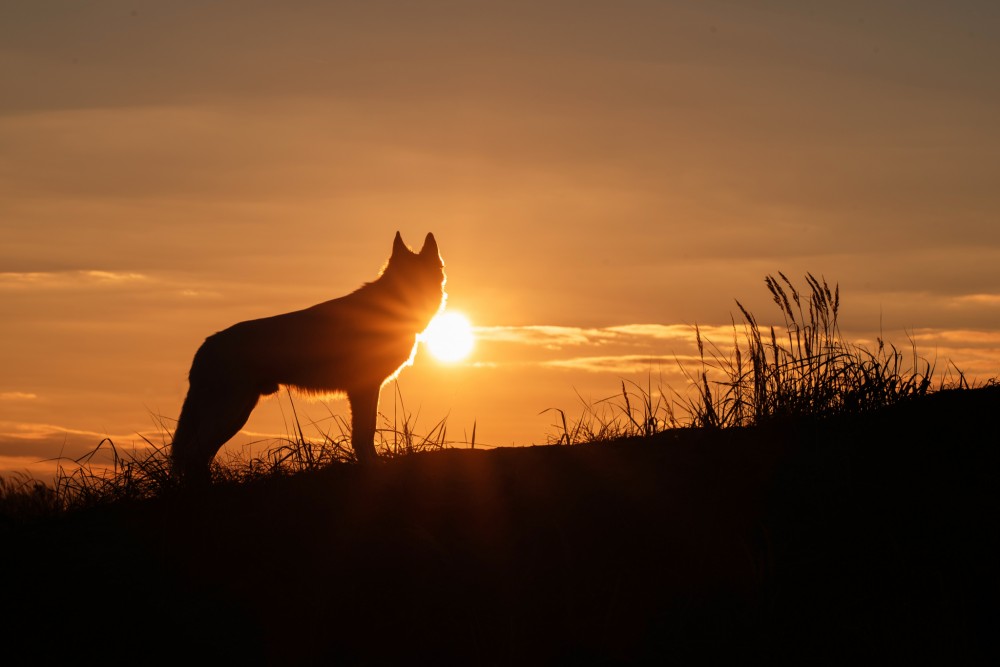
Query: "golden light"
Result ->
[[422, 311, 475, 363]]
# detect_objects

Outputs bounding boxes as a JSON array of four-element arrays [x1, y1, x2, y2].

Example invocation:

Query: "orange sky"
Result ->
[[2, 1, 999, 480]]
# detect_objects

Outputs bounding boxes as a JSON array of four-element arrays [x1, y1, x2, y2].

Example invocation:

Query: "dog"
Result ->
[[171, 231, 446, 482]]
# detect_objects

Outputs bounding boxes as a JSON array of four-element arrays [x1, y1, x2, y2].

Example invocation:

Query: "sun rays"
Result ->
[[422, 311, 475, 363]]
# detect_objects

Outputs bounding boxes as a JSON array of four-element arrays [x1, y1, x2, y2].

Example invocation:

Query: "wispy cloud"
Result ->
[[952, 294, 1000, 307], [474, 323, 733, 349], [474, 325, 619, 348], [469, 323, 740, 380], [0, 455, 67, 482], [0, 270, 226, 302], [0, 420, 141, 443], [603, 324, 695, 340], [0, 270, 150, 290], [543, 354, 704, 374], [179, 288, 223, 298], [0, 419, 173, 484], [913, 328, 1000, 346], [0, 392, 37, 401]]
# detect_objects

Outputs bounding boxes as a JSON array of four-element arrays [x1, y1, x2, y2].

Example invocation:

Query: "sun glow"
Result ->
[[423, 311, 475, 363]]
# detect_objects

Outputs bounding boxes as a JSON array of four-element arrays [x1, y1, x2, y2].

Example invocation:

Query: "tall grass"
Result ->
[[543, 377, 683, 445], [547, 273, 960, 444], [217, 383, 470, 483], [0, 385, 469, 518], [0, 422, 177, 520], [684, 272, 940, 428], [0, 472, 61, 522]]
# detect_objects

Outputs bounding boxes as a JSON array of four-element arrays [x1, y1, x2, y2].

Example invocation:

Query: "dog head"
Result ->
[[384, 231, 447, 320]]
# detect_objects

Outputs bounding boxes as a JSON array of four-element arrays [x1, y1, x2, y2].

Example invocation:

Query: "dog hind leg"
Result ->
[[172, 382, 262, 482]]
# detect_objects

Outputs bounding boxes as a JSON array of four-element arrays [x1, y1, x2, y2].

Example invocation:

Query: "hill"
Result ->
[[4, 386, 998, 665]]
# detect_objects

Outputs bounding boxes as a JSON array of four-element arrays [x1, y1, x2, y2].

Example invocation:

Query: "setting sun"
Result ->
[[422, 311, 475, 363]]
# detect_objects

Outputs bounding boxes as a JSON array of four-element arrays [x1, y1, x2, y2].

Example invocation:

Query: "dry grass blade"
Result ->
[[2, 385, 474, 517], [547, 273, 975, 442]]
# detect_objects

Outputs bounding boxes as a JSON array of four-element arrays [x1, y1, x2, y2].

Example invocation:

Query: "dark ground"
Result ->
[[3, 387, 998, 665]]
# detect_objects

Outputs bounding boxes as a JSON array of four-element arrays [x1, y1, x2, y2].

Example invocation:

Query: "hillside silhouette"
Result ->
[[4, 386, 997, 665]]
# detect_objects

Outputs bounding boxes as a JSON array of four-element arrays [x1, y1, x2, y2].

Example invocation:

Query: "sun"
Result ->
[[422, 311, 475, 363]]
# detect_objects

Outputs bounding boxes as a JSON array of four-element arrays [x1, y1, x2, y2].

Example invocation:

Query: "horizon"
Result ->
[[3, 1, 999, 480]]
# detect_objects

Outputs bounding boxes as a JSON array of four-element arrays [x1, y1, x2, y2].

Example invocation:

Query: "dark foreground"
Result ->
[[4, 388, 999, 665]]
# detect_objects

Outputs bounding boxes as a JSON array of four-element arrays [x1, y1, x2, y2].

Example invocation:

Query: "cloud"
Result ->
[[952, 294, 1000, 307], [470, 323, 747, 380], [913, 328, 1000, 346], [604, 324, 698, 340], [474, 323, 736, 349], [0, 456, 67, 483], [0, 392, 37, 401], [82, 270, 149, 282], [0, 420, 139, 443], [0, 420, 167, 458], [474, 325, 619, 349], [543, 354, 703, 375], [0, 270, 150, 290], [0, 419, 177, 483]]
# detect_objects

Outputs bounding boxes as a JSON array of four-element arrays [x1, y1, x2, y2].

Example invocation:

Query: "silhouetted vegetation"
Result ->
[[0, 274, 990, 518], [548, 273, 975, 444], [0, 385, 458, 520]]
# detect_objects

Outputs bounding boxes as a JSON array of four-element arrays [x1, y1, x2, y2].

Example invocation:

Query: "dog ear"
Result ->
[[392, 231, 408, 258], [420, 232, 439, 259]]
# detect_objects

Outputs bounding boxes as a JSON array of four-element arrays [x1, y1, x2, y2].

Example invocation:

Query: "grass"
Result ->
[[684, 272, 946, 428], [0, 382, 468, 519], [216, 382, 470, 484], [542, 377, 682, 445], [0, 273, 985, 518], [545, 273, 976, 443]]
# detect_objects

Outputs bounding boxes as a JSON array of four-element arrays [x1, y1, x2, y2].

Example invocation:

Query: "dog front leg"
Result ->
[[348, 385, 381, 463]]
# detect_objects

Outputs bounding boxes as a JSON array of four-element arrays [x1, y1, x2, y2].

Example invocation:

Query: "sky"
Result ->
[[2, 1, 999, 481]]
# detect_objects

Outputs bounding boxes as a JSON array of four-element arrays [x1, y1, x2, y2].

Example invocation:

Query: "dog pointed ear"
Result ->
[[392, 231, 408, 257], [420, 232, 439, 259]]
